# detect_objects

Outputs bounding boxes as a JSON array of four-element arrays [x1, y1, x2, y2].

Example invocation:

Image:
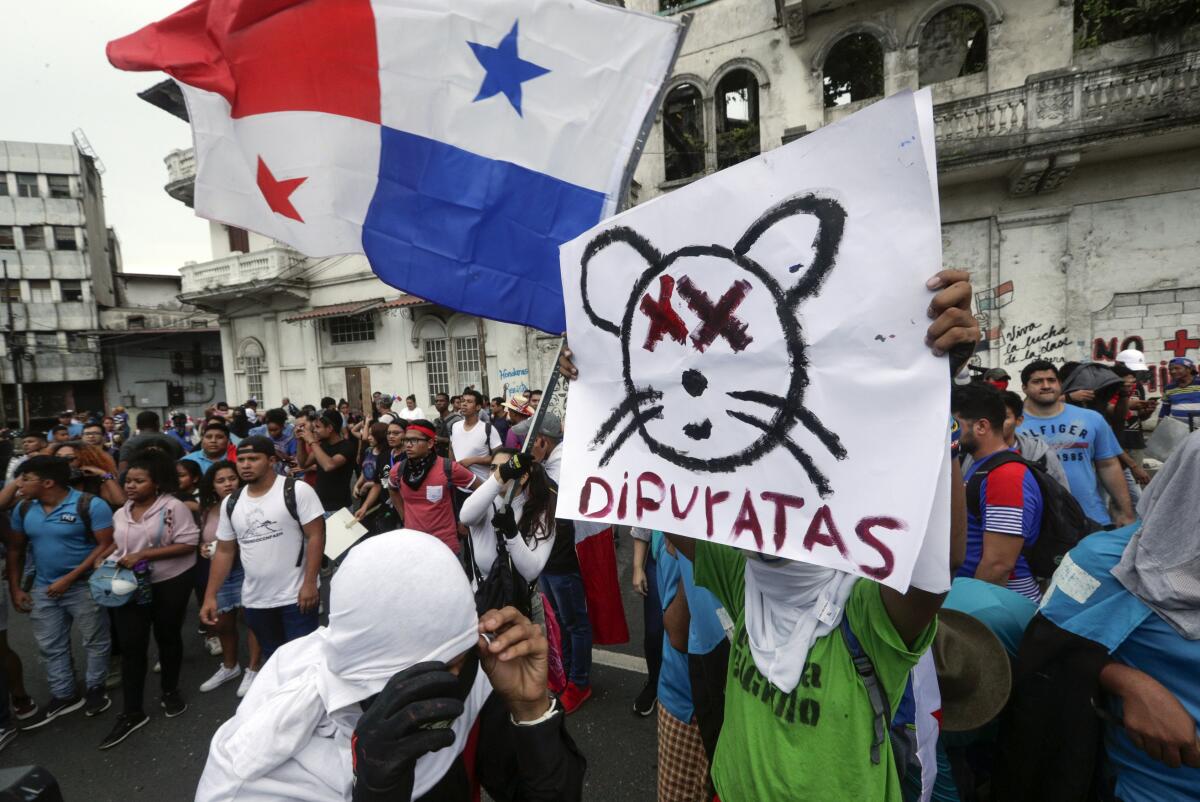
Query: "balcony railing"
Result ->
[[179, 245, 303, 295], [164, 148, 197, 205], [933, 49, 1200, 165]]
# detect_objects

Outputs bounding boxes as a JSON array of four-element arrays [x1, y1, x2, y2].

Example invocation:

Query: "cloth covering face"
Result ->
[[1112, 430, 1200, 639], [196, 530, 489, 802], [742, 553, 856, 694]]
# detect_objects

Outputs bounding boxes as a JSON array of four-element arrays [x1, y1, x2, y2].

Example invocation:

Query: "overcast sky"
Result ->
[[3, 1, 210, 274]]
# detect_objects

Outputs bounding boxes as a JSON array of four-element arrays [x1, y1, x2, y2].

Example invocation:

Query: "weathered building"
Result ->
[[0, 137, 115, 427], [630, 0, 1200, 389], [97, 271, 226, 420]]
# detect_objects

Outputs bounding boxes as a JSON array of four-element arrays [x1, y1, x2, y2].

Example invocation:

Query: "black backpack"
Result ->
[[225, 477, 305, 567], [965, 451, 1103, 579]]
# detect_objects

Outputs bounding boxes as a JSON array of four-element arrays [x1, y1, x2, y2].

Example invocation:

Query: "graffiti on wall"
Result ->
[[1001, 321, 1072, 363], [499, 366, 530, 398], [1091, 327, 1200, 392]]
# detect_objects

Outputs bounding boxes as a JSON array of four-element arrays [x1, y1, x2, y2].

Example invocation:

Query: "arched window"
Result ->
[[715, 70, 760, 170], [822, 34, 884, 109], [237, 338, 266, 402], [662, 83, 705, 181], [919, 5, 988, 86]]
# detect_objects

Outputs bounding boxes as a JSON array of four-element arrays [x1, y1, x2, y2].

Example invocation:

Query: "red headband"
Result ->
[[407, 424, 436, 441]]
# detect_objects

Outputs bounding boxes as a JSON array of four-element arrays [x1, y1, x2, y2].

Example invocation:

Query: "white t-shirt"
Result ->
[[397, 406, 426, 421], [216, 475, 325, 609], [450, 418, 502, 482]]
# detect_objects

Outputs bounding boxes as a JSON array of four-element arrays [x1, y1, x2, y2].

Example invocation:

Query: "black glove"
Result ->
[[351, 662, 465, 802], [497, 453, 531, 483], [492, 505, 519, 540]]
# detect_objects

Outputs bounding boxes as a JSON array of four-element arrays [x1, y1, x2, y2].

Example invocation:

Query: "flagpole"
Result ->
[[615, 12, 692, 214], [501, 15, 692, 504]]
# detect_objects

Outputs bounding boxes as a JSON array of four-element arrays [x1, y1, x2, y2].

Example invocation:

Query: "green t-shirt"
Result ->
[[693, 541, 936, 802]]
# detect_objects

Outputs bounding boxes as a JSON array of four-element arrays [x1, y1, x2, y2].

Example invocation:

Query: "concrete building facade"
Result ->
[[97, 271, 226, 420], [0, 139, 115, 428], [629, 0, 1200, 388]]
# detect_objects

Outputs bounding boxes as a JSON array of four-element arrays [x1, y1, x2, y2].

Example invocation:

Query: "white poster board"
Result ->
[[557, 90, 949, 592]]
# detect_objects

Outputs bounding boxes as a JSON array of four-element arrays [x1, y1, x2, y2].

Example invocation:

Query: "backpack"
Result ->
[[965, 451, 1103, 580], [225, 477, 305, 567], [19, 492, 96, 543], [840, 617, 922, 801]]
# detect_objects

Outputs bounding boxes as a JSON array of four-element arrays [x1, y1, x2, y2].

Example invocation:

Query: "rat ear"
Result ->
[[579, 226, 662, 336], [734, 192, 846, 306]]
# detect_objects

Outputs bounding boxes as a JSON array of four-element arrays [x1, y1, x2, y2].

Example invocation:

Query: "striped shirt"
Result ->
[[1159, 380, 1200, 423], [958, 450, 1044, 602]]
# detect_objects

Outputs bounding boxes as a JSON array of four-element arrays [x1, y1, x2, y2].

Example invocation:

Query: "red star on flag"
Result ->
[[256, 156, 307, 222]]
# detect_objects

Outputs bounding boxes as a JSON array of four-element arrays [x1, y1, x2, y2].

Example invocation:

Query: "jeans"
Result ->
[[113, 568, 194, 714], [540, 571, 592, 688], [244, 603, 318, 664], [29, 582, 111, 700], [643, 554, 663, 690]]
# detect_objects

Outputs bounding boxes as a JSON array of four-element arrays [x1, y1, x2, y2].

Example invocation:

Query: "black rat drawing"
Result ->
[[578, 192, 849, 497]]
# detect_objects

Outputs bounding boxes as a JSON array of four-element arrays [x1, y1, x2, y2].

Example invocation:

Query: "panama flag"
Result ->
[[108, 0, 683, 333]]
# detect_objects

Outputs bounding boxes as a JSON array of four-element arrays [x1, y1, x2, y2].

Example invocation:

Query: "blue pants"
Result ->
[[244, 603, 318, 664], [643, 554, 663, 688], [29, 583, 111, 700], [540, 571, 592, 688]]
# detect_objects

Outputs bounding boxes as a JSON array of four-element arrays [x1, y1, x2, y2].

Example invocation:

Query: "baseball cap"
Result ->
[[537, 412, 564, 440], [1170, 357, 1195, 370], [236, 435, 277, 457], [378, 393, 394, 404], [983, 368, 1010, 382], [1115, 349, 1149, 372]]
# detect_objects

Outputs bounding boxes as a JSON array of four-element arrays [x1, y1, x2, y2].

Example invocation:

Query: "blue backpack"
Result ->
[[840, 617, 921, 801]]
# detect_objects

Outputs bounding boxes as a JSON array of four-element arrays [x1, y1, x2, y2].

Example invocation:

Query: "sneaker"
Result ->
[[161, 690, 188, 718], [98, 712, 149, 750], [12, 696, 38, 721], [105, 664, 122, 690], [153, 661, 161, 674], [632, 680, 657, 717], [236, 669, 258, 699], [205, 636, 224, 656], [560, 682, 592, 715], [19, 695, 84, 731], [200, 664, 242, 693], [0, 726, 16, 753], [85, 686, 112, 717]]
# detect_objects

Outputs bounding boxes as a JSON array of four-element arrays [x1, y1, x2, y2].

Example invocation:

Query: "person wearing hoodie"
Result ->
[[98, 450, 201, 749], [195, 531, 585, 801]]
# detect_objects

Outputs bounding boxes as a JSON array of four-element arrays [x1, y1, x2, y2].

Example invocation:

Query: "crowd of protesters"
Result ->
[[0, 271, 1194, 802]]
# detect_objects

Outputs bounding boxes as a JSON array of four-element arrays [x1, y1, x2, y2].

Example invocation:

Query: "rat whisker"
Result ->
[[591, 388, 663, 449], [728, 411, 833, 497], [598, 406, 664, 467]]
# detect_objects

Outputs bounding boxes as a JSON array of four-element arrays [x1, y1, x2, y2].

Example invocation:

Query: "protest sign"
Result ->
[[558, 90, 949, 592]]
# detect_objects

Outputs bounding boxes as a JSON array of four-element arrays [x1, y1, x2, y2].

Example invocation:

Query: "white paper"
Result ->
[[325, 507, 369, 561], [557, 91, 948, 592]]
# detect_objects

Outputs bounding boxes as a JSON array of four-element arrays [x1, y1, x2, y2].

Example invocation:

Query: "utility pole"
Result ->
[[3, 259, 28, 431]]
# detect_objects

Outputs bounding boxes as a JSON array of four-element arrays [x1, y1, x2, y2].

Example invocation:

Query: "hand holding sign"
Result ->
[[559, 90, 953, 592]]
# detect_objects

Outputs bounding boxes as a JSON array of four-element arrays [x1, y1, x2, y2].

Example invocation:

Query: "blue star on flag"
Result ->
[[467, 21, 550, 116]]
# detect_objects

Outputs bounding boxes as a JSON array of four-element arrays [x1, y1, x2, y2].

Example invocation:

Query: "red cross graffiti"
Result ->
[[675, 276, 754, 353], [639, 275, 689, 352], [1164, 328, 1200, 358]]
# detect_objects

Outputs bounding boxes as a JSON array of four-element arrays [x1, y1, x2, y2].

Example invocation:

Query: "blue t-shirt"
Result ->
[[943, 577, 1037, 657], [653, 532, 694, 723], [10, 488, 114, 586], [181, 450, 220, 476], [959, 450, 1043, 601], [1016, 405, 1122, 525], [1040, 526, 1200, 802]]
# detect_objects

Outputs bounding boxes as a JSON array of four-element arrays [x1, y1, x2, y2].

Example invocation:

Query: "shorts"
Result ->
[[194, 557, 245, 614]]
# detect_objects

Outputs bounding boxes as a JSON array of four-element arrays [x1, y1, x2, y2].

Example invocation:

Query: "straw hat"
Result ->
[[933, 609, 1012, 732]]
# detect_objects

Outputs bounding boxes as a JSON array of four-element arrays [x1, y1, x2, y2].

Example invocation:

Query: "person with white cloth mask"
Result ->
[[556, 268, 981, 801], [196, 530, 585, 802]]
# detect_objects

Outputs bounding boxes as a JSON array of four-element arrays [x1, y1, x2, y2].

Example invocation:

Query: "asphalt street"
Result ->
[[0, 531, 658, 801]]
